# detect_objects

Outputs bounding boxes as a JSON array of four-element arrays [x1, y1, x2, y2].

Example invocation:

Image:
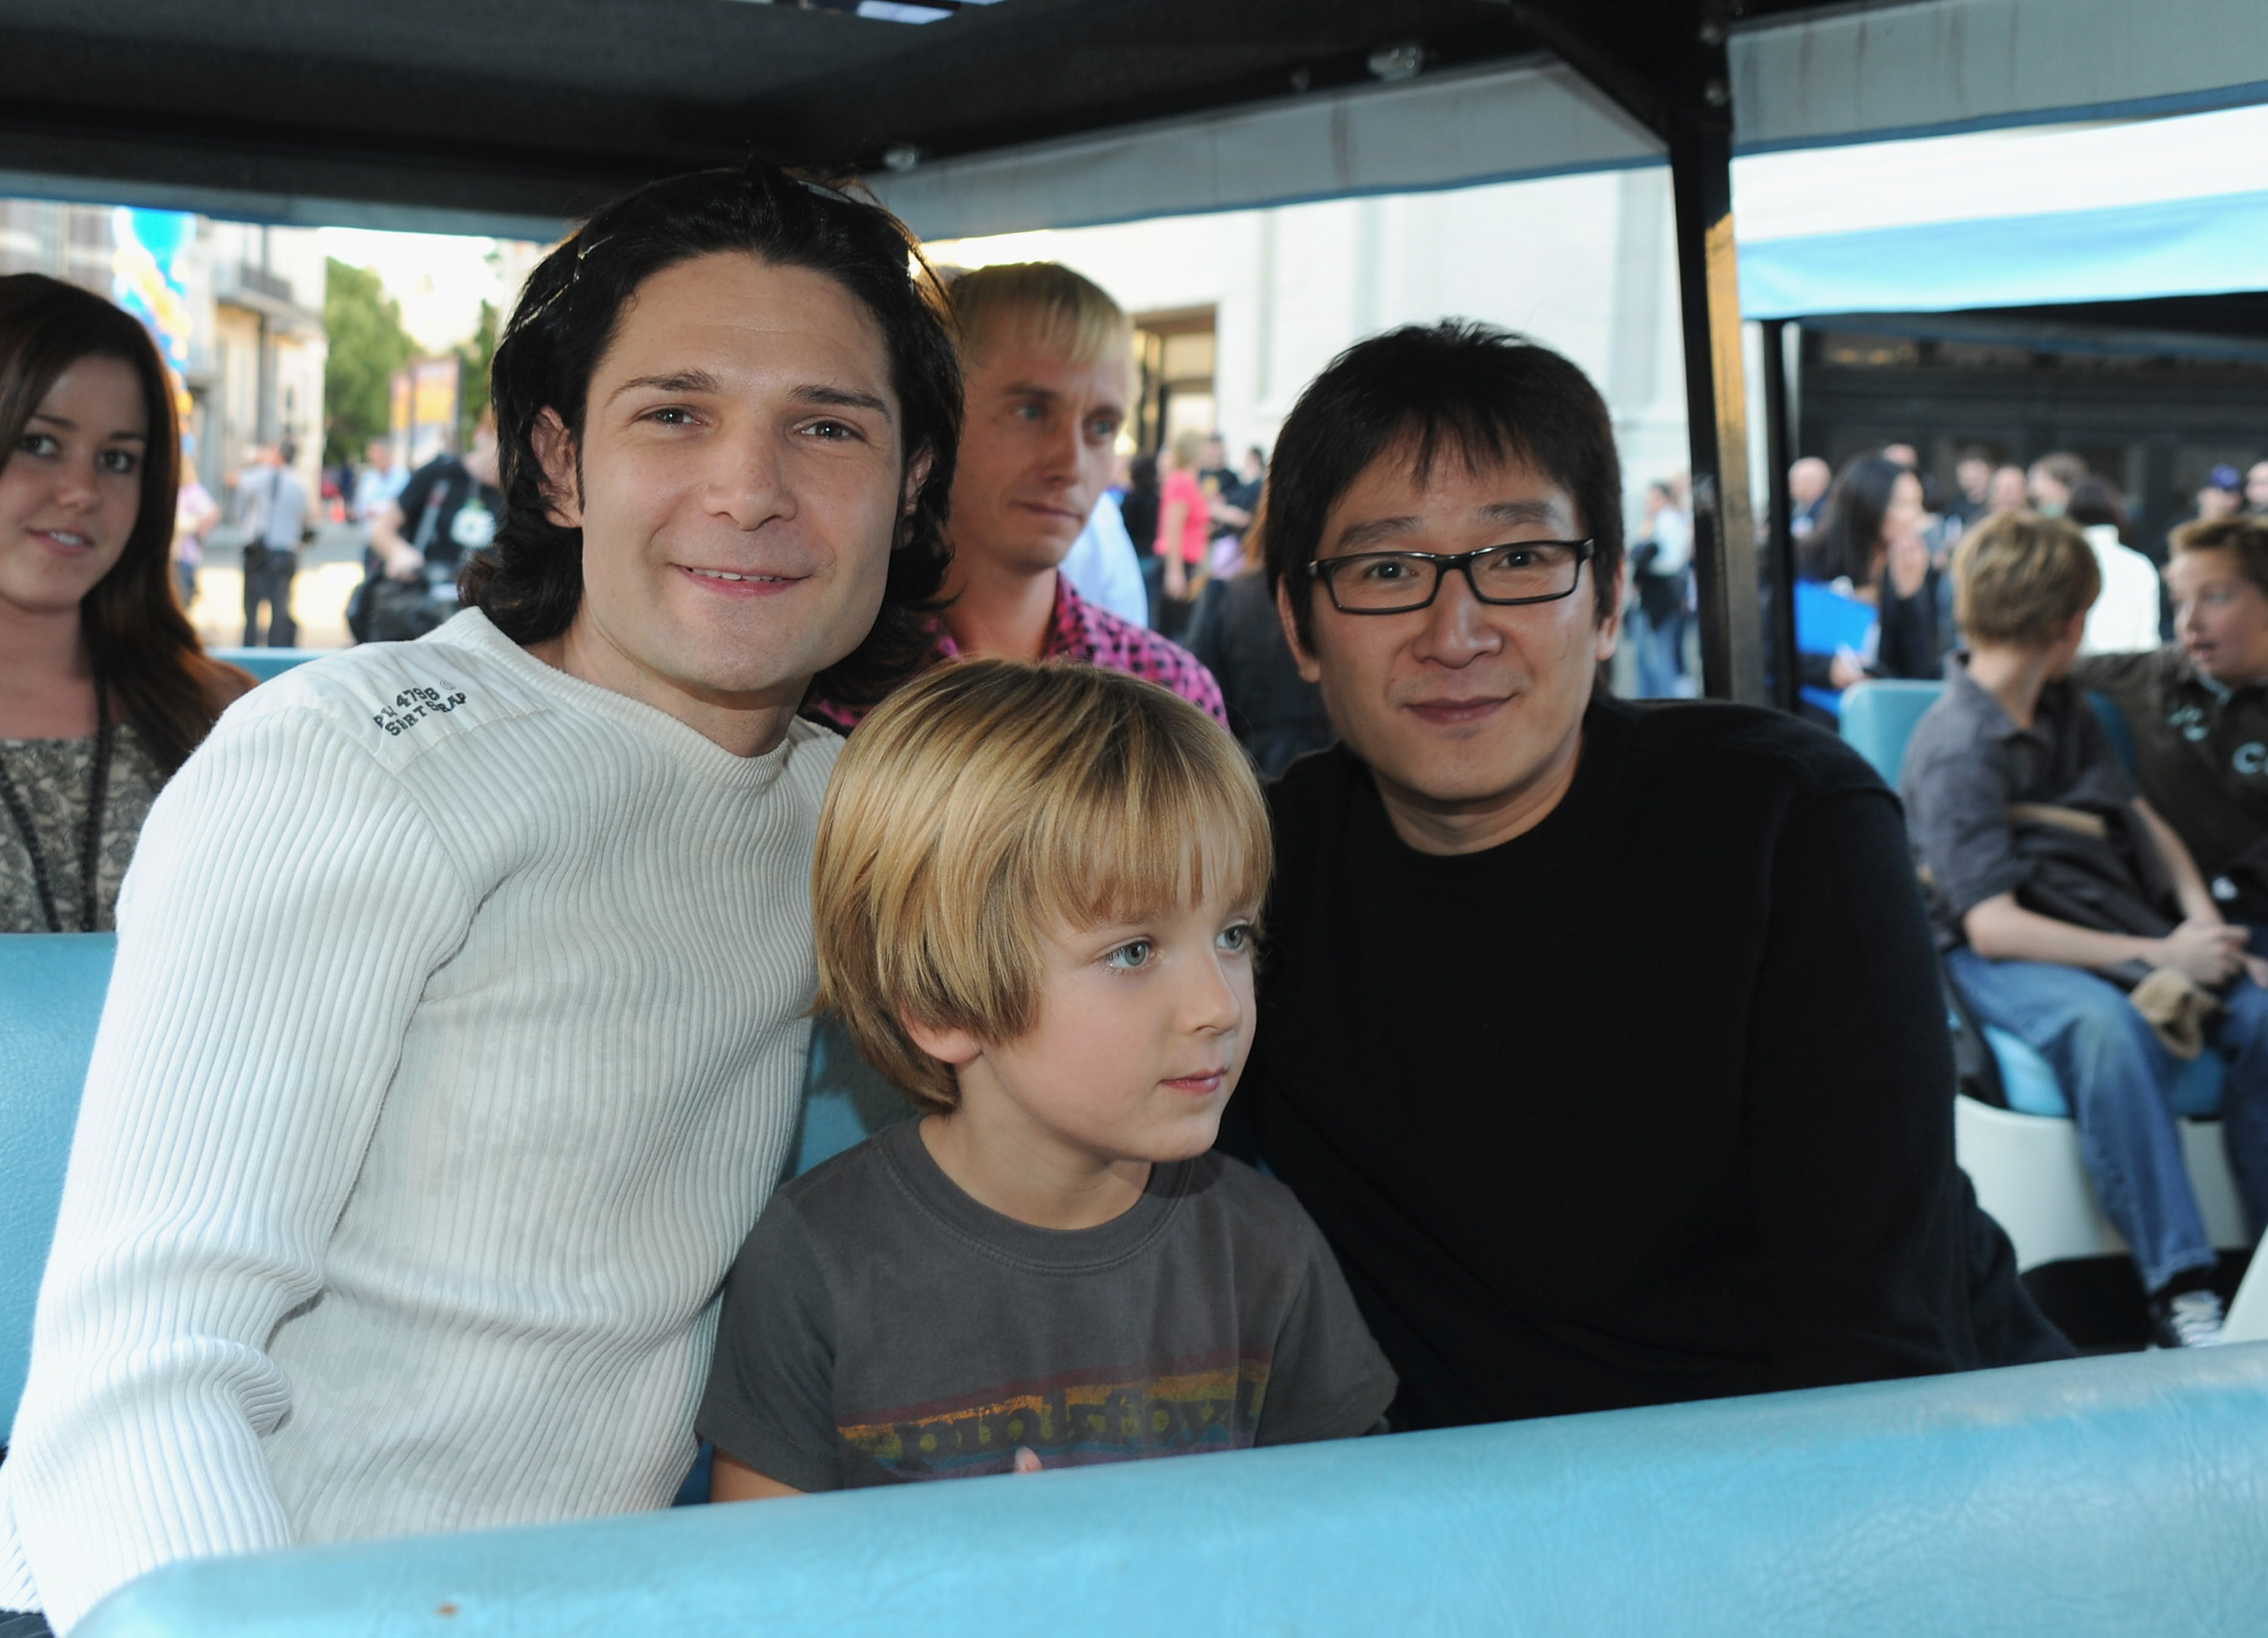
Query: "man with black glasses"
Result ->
[[1225, 321, 2066, 1432]]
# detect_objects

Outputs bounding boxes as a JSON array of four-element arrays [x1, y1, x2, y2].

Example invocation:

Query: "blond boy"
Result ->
[[1902, 511, 2268, 1348], [699, 663, 1392, 1494]]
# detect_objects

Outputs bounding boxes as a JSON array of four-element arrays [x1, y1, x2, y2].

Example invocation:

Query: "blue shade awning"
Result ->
[[1738, 189, 2268, 319]]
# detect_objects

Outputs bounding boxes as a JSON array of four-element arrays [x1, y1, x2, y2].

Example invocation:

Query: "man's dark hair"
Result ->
[[468, 161, 962, 709], [1263, 322, 1624, 647]]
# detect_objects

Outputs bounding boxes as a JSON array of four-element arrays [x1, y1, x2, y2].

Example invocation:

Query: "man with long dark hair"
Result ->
[[0, 163, 961, 1633]]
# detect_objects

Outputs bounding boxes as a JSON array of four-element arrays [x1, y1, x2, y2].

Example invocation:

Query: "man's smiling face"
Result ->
[[944, 320, 1126, 577], [1283, 438, 1619, 844], [536, 250, 921, 714]]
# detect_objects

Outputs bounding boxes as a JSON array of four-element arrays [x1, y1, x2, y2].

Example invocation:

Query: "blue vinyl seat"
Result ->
[[0, 933, 116, 1436], [208, 648, 323, 683]]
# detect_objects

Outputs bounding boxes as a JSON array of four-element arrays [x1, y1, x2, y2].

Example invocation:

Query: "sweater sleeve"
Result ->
[[5, 703, 476, 1632], [1743, 785, 1985, 1392]]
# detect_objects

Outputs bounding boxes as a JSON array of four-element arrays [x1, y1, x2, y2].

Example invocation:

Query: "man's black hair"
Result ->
[[467, 161, 962, 710], [1263, 321, 1624, 648]]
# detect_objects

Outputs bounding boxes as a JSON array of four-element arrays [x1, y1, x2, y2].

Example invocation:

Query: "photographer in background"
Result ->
[[356, 422, 502, 643]]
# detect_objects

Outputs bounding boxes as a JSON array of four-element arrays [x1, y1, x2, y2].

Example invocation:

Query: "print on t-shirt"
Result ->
[[841, 1348, 1272, 1480]]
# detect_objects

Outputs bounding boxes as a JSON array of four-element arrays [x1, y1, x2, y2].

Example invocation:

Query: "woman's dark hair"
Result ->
[[467, 161, 962, 710], [2066, 476, 2129, 539], [1263, 321, 1624, 647], [1802, 455, 1906, 587], [0, 274, 246, 773]]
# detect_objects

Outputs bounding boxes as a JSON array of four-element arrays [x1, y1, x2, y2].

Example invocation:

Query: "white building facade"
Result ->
[[929, 165, 1693, 531]]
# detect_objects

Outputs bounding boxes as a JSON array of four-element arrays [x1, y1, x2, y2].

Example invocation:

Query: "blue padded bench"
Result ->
[[208, 648, 323, 683], [1839, 678, 2223, 1120], [0, 934, 115, 1437], [73, 1345, 2268, 1637]]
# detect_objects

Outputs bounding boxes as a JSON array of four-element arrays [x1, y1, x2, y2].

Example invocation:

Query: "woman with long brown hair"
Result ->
[[0, 274, 251, 933]]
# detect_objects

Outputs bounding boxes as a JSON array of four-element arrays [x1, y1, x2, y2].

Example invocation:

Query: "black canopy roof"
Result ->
[[0, 0, 1829, 234]]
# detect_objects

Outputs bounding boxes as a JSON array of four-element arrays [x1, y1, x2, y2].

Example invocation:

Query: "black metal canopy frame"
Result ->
[[1498, 1, 1767, 704], [0, 0, 1876, 706]]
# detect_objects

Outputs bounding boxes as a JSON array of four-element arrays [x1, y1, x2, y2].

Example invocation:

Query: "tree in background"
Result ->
[[456, 298, 497, 446], [323, 257, 415, 467]]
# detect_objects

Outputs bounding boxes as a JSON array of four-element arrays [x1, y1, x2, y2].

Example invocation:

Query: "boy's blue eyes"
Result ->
[[1101, 925, 1254, 970]]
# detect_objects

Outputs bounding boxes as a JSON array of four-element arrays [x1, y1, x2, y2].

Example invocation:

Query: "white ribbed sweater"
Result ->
[[0, 612, 837, 1631]]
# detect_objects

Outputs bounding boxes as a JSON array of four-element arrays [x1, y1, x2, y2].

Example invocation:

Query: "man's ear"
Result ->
[[1594, 556, 1627, 664], [899, 447, 937, 525], [1275, 577, 1325, 686], [529, 408, 584, 530], [900, 1010, 982, 1068]]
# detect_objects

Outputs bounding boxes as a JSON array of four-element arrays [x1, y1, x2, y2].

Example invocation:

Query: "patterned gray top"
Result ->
[[0, 724, 166, 933]]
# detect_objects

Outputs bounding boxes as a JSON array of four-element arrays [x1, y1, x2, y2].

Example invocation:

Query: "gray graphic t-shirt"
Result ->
[[698, 1118, 1396, 1491]]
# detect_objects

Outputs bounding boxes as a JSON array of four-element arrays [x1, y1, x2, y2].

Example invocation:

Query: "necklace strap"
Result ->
[[80, 670, 114, 933], [0, 749, 62, 932]]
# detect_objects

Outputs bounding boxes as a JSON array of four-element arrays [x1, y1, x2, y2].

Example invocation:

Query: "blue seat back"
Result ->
[[77, 1347, 2268, 1637], [793, 1014, 916, 1178], [2087, 689, 2143, 785], [0, 934, 114, 1435], [1837, 679, 1944, 786], [208, 648, 322, 683]]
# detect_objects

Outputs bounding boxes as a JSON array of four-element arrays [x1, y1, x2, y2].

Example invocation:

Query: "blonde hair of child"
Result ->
[[813, 661, 1272, 1113], [1952, 509, 2102, 649]]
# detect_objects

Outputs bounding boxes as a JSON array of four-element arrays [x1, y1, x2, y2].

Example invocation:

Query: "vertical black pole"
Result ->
[[1761, 319, 1799, 714], [1666, 107, 1763, 704], [1507, 1, 1761, 699]]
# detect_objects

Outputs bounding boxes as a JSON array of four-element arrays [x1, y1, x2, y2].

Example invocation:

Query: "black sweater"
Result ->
[[1230, 695, 2066, 1429]]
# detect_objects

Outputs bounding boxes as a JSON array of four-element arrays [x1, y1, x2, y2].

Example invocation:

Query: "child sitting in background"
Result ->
[[699, 662, 1394, 1496], [1902, 510, 2268, 1350]]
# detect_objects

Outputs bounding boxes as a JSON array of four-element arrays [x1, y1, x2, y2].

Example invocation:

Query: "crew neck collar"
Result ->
[[873, 1118, 1192, 1274], [1347, 695, 1629, 878], [434, 609, 813, 792]]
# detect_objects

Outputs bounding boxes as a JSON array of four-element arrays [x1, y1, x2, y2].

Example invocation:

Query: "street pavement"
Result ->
[[191, 522, 370, 652]]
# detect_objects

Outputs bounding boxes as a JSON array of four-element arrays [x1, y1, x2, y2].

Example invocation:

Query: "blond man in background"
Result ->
[[806, 263, 1222, 729]]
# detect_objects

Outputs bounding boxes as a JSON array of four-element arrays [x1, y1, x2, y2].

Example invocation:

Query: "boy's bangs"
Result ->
[[1028, 739, 1272, 934]]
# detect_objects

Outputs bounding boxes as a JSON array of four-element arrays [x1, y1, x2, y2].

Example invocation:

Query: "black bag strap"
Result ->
[[410, 475, 453, 553]]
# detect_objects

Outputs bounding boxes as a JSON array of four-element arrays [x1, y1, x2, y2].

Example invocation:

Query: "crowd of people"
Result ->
[[1786, 445, 2268, 711], [0, 158, 2261, 1634]]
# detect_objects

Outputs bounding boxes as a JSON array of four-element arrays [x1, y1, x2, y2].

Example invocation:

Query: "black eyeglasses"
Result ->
[[1306, 539, 1595, 615]]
